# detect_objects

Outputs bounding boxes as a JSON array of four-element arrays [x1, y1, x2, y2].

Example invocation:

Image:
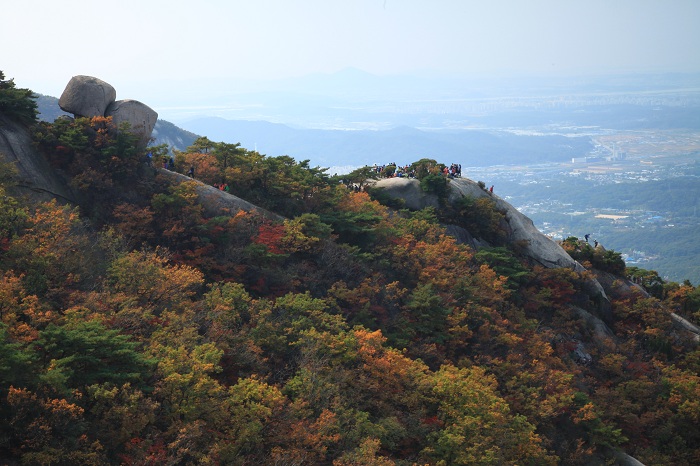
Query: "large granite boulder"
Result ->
[[58, 75, 116, 117], [105, 99, 158, 143], [449, 178, 587, 271]]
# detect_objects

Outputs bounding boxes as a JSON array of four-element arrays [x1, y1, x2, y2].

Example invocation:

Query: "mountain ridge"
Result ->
[[2, 75, 700, 464]]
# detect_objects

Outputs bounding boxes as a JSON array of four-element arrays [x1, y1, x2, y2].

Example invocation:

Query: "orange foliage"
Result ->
[[252, 222, 286, 255], [338, 191, 388, 219], [112, 203, 156, 245], [5, 387, 99, 460], [181, 152, 220, 185], [90, 116, 116, 147], [352, 328, 430, 409], [107, 248, 204, 314], [271, 409, 340, 464]]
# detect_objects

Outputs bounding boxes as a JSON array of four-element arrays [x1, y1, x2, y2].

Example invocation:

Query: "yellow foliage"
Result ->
[[107, 248, 204, 313]]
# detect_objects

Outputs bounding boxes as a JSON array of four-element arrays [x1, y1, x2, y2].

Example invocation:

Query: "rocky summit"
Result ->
[[58, 75, 157, 145]]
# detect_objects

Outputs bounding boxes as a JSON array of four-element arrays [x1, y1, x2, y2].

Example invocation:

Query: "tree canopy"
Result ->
[[0, 71, 38, 124], [1, 79, 700, 465]]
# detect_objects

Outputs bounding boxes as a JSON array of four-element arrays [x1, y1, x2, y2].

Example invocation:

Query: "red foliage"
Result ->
[[119, 437, 167, 466], [421, 415, 443, 427], [253, 223, 286, 254], [626, 361, 652, 378]]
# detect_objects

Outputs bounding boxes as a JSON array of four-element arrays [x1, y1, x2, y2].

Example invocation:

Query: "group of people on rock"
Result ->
[[372, 162, 463, 179], [444, 163, 462, 178], [147, 152, 176, 171], [373, 163, 416, 178], [154, 153, 472, 199], [584, 233, 599, 248]]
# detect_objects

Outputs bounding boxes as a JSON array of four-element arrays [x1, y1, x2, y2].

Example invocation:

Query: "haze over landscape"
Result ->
[[5, 0, 700, 102], [4, 0, 700, 283]]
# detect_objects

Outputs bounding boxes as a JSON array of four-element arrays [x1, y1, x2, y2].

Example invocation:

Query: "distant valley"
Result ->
[[467, 144, 700, 284], [177, 116, 593, 170]]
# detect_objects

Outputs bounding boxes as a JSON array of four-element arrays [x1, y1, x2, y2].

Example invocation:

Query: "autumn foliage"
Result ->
[[1, 112, 699, 465]]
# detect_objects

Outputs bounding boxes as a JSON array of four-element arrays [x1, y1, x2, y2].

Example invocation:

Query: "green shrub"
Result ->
[[454, 195, 507, 244], [420, 173, 449, 205]]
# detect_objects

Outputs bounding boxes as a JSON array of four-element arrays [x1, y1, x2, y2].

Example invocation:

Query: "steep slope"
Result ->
[[449, 178, 586, 270], [0, 113, 78, 203], [4, 109, 619, 325], [1, 108, 278, 223]]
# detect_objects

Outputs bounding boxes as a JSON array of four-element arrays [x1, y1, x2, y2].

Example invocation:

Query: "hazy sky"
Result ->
[[3, 0, 700, 101]]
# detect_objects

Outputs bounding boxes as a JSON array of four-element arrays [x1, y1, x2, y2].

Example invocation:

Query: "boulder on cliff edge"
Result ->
[[58, 75, 116, 117], [105, 99, 158, 144]]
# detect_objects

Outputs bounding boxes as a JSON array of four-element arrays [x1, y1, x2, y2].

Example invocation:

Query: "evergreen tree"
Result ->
[[0, 71, 37, 124]]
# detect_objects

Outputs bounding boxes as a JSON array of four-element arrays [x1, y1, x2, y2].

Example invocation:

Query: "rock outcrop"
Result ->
[[373, 176, 613, 319], [1, 106, 280, 224], [373, 177, 440, 210], [671, 313, 700, 343], [450, 178, 586, 271], [374, 177, 586, 271], [58, 75, 116, 118], [58, 75, 157, 145]]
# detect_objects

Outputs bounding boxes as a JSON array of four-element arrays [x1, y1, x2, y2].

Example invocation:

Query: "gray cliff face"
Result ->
[[448, 178, 586, 271], [0, 113, 78, 204]]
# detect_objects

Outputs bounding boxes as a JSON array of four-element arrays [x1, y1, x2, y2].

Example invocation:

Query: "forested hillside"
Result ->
[[2, 75, 700, 465]]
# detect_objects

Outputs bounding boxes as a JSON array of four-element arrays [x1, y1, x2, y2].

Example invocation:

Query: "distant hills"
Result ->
[[178, 116, 593, 169], [150, 119, 199, 152], [149, 69, 699, 169], [36, 94, 593, 169], [37, 70, 700, 171]]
